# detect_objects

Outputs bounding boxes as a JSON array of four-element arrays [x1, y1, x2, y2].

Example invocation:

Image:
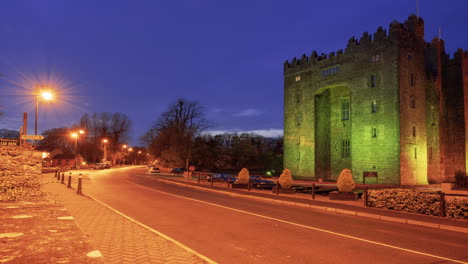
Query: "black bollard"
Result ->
[[67, 173, 72, 188], [439, 192, 446, 217], [61, 172, 65, 184], [312, 183, 315, 200], [77, 174, 83, 195], [54, 170, 58, 179], [364, 187, 369, 207]]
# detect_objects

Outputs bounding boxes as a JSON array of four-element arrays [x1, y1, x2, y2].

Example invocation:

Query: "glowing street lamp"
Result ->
[[102, 139, 108, 162], [35, 88, 54, 135], [71, 130, 85, 168]]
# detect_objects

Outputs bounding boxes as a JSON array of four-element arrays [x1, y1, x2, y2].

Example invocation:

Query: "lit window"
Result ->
[[341, 100, 350, 121], [295, 76, 301, 82], [371, 101, 377, 113], [341, 139, 350, 158]]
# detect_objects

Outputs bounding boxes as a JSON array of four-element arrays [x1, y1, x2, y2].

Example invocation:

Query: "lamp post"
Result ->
[[122, 144, 127, 165], [102, 139, 108, 163], [137, 150, 142, 165], [128, 148, 133, 165], [35, 87, 54, 135], [71, 130, 85, 168]]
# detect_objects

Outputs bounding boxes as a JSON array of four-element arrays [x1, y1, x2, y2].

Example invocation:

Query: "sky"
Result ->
[[1, 0, 468, 145]]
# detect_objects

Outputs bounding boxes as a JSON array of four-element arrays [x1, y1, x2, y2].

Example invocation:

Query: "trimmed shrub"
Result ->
[[279, 168, 293, 188], [237, 168, 249, 184], [454, 171, 467, 188], [337, 168, 355, 192], [368, 189, 468, 219]]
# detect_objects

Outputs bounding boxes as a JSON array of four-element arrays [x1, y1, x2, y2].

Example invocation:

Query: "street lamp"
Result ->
[[35, 88, 54, 135], [122, 144, 127, 165], [71, 130, 86, 168], [128, 148, 133, 165], [102, 139, 108, 163]]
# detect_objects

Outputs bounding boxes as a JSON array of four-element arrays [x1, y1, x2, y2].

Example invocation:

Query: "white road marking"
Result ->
[[130, 178, 468, 264], [87, 193, 217, 264]]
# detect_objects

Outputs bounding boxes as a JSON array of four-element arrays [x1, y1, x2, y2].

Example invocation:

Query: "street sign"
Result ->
[[189, 165, 196, 172], [20, 135, 44, 140], [0, 138, 19, 146]]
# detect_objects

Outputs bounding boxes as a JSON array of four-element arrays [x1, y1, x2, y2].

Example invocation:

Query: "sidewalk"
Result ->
[[154, 176, 468, 233], [40, 173, 209, 264]]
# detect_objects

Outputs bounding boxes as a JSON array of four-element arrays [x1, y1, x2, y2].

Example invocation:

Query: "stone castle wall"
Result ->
[[0, 145, 43, 201]]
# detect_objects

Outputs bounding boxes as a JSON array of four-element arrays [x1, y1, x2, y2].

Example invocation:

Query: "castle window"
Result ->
[[410, 73, 414, 86], [410, 96, 416, 108], [408, 54, 413, 63], [371, 55, 380, 63], [372, 127, 377, 138], [371, 101, 377, 113], [296, 114, 302, 126], [371, 74, 377, 87], [413, 126, 416, 137], [295, 76, 301, 82], [320, 65, 340, 77], [414, 147, 417, 159], [341, 139, 350, 158], [341, 99, 350, 121]]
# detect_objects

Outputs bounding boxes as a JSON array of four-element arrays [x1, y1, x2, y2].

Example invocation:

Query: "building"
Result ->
[[283, 15, 468, 185]]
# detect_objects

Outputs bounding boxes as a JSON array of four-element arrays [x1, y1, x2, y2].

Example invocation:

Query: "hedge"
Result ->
[[368, 189, 468, 220]]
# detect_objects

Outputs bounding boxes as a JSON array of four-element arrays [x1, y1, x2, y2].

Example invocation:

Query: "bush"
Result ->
[[454, 171, 467, 188], [237, 168, 249, 184], [337, 168, 355, 192], [367, 189, 468, 219], [278, 168, 293, 188]]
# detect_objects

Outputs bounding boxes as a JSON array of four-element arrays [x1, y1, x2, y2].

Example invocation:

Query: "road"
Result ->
[[82, 166, 468, 264]]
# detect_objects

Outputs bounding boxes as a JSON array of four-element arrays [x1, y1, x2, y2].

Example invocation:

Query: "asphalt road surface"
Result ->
[[82, 167, 468, 264]]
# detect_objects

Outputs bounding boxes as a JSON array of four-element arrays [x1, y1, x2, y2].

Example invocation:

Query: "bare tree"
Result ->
[[146, 99, 209, 169]]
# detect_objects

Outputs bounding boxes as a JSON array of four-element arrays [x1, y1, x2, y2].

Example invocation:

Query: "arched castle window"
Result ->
[[410, 96, 416, 108]]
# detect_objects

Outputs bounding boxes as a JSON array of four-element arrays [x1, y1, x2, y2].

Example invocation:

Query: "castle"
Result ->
[[283, 15, 468, 185]]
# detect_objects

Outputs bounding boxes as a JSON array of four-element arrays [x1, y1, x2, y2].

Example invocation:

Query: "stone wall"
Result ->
[[0, 145, 43, 201]]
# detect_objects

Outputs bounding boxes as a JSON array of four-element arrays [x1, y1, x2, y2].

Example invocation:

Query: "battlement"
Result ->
[[284, 14, 425, 73]]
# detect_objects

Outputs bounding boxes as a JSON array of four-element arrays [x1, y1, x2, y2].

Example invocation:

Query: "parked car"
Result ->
[[207, 173, 237, 183], [94, 163, 110, 169], [170, 168, 185, 174], [147, 166, 160, 174], [250, 175, 275, 188]]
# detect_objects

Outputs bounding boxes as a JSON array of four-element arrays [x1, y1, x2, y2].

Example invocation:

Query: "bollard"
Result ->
[[67, 173, 72, 188], [312, 183, 315, 200], [439, 191, 446, 217], [54, 170, 58, 179], [77, 174, 83, 195], [61, 172, 65, 184], [276, 181, 279, 195], [57, 170, 61, 180], [227, 176, 231, 188], [364, 187, 369, 207]]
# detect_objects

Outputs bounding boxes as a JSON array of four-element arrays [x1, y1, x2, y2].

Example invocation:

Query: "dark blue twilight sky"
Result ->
[[1, 0, 467, 145]]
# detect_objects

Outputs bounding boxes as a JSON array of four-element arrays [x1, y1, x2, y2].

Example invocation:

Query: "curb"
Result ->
[[155, 177, 468, 234]]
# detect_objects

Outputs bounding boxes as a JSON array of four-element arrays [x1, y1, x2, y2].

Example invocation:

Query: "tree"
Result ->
[[145, 99, 209, 169], [40, 128, 74, 153], [78, 112, 132, 163]]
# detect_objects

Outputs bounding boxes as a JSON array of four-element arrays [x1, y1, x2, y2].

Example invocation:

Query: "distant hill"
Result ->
[[0, 129, 20, 139]]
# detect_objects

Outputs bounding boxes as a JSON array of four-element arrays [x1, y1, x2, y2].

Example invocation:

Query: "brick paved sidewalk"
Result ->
[[41, 175, 209, 264]]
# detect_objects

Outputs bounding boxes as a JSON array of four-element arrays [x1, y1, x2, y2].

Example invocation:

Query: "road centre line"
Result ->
[[86, 193, 217, 264], [130, 178, 468, 264]]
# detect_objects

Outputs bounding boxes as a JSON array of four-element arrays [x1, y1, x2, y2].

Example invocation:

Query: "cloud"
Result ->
[[205, 128, 283, 138], [232, 109, 262, 117]]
